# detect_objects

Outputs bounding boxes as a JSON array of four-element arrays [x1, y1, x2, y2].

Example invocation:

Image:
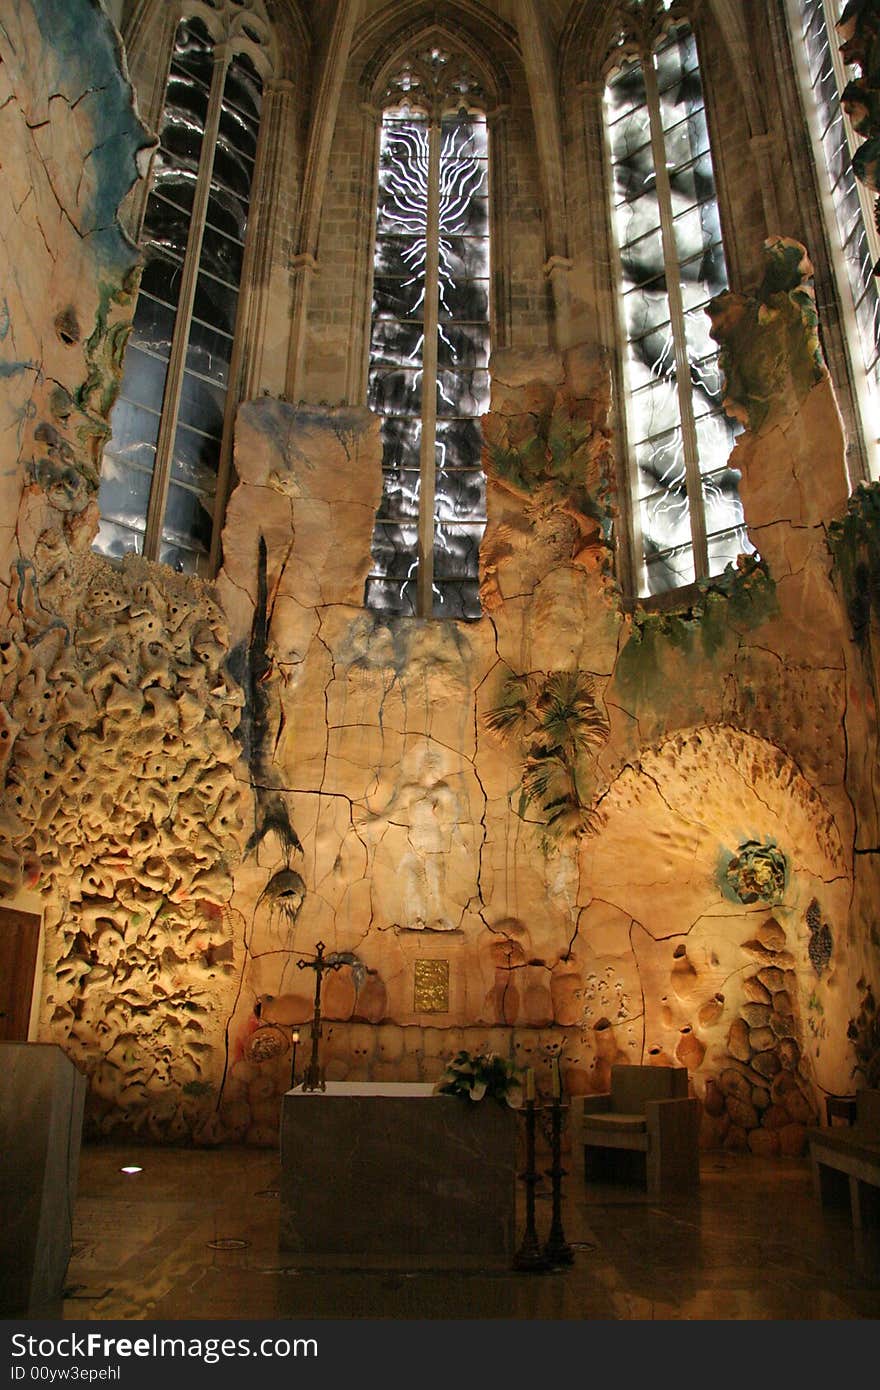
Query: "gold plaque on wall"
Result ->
[[414, 959, 449, 1013]]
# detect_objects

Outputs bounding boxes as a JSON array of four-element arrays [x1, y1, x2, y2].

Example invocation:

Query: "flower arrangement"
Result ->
[[433, 1049, 523, 1107]]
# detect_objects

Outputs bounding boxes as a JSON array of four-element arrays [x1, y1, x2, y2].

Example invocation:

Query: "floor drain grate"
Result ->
[[207, 1238, 250, 1251]]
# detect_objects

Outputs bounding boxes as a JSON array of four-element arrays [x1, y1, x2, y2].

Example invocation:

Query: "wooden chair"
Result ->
[[569, 1064, 700, 1196]]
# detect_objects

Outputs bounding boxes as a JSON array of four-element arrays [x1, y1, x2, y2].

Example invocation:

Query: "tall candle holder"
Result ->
[[513, 1084, 550, 1272], [543, 1089, 573, 1266]]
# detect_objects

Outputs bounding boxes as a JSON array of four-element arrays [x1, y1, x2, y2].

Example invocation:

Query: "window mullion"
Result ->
[[142, 41, 230, 562], [792, 0, 880, 479], [601, 81, 643, 601], [821, 0, 880, 268], [208, 74, 280, 577], [416, 117, 442, 620], [644, 56, 709, 580]]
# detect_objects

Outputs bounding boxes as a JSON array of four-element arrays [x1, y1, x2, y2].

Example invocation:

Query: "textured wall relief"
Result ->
[[703, 917, 819, 1156], [610, 558, 780, 753], [848, 979, 880, 1088], [0, 548, 248, 1137], [239, 534, 303, 865], [257, 867, 307, 936], [828, 480, 880, 650], [707, 237, 826, 434], [828, 483, 880, 846], [806, 897, 833, 976], [480, 349, 617, 611]]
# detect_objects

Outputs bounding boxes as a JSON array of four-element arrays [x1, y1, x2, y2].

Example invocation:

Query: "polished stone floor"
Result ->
[[54, 1140, 880, 1323]]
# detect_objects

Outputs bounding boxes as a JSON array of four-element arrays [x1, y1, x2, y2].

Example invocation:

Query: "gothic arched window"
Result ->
[[789, 0, 880, 477], [365, 47, 491, 620], [604, 6, 751, 597], [94, 3, 273, 575]]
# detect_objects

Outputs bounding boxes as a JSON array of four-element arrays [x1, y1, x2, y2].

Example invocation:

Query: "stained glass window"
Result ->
[[95, 12, 267, 575], [792, 0, 880, 475], [605, 19, 752, 597], [365, 95, 490, 621]]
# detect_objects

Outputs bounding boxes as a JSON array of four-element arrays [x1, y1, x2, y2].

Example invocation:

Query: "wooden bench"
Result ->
[[807, 1087, 880, 1229]]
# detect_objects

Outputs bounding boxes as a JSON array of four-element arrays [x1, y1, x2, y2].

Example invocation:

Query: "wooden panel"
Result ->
[[0, 907, 40, 1041]]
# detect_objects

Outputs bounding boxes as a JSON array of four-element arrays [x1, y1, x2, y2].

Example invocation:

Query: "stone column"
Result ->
[[285, 0, 362, 401], [236, 77, 297, 402], [511, 0, 570, 349], [210, 75, 296, 572], [750, 132, 782, 238], [487, 104, 511, 351]]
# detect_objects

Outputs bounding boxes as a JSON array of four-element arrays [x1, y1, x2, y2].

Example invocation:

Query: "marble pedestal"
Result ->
[[280, 1082, 517, 1269], [0, 1042, 86, 1315]]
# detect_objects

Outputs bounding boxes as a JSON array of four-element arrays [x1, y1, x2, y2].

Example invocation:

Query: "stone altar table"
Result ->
[[279, 1081, 517, 1268], [0, 1042, 86, 1314]]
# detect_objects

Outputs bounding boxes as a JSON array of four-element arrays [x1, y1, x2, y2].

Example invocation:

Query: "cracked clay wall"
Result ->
[[0, 1, 878, 1155], [214, 244, 880, 1156]]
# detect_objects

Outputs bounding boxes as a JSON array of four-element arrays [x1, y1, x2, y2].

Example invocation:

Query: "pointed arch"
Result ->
[[355, 5, 512, 115], [354, 0, 516, 95], [122, 0, 311, 87]]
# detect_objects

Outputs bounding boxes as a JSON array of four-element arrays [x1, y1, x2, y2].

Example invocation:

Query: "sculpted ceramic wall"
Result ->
[[1, 3, 877, 1153], [1, 547, 249, 1137], [0, 0, 250, 1139], [212, 251, 876, 1154]]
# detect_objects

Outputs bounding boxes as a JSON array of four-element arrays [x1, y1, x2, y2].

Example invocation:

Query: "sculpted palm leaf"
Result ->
[[536, 671, 609, 754], [545, 801, 588, 835], [522, 752, 569, 808], [484, 673, 540, 745], [544, 799, 606, 841]]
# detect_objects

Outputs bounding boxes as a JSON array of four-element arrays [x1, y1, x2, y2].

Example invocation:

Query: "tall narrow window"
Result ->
[[604, 13, 751, 597], [791, 0, 880, 476], [365, 49, 490, 620], [95, 9, 271, 575]]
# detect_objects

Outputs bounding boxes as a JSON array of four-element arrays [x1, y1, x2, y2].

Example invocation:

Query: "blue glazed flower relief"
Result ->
[[723, 840, 787, 905]]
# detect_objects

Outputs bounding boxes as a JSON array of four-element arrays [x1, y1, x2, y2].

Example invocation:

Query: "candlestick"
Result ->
[[543, 1092, 574, 1266], [513, 1095, 550, 1272]]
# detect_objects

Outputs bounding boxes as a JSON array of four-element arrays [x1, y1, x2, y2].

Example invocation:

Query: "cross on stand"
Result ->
[[297, 940, 343, 1091]]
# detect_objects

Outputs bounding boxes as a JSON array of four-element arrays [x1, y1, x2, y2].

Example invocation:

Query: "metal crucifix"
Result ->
[[297, 940, 343, 1091]]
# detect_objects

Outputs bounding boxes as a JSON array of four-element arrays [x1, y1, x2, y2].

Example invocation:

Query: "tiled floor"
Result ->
[[54, 1141, 880, 1322]]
